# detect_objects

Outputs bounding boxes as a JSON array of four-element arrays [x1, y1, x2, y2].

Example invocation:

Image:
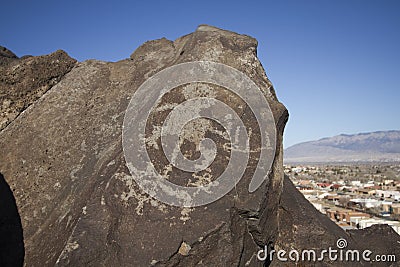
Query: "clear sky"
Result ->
[[2, 0, 399, 148]]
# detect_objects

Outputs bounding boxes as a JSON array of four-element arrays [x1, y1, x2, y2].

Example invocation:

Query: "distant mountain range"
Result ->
[[284, 130, 400, 163]]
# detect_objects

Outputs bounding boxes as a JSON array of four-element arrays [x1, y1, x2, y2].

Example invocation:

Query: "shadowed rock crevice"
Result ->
[[0, 172, 24, 267]]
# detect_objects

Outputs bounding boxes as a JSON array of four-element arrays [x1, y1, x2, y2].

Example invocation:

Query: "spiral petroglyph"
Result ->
[[122, 61, 276, 207]]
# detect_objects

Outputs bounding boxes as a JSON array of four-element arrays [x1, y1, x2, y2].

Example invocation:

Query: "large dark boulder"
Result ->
[[0, 25, 287, 266], [1, 25, 398, 267]]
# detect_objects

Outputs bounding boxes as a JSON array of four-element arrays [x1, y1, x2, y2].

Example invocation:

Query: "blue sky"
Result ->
[[1, 0, 399, 148]]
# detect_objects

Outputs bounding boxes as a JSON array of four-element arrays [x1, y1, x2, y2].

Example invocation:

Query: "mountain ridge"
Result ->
[[284, 130, 400, 163]]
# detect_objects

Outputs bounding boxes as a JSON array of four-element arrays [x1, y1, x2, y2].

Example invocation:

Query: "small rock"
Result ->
[[178, 241, 191, 256]]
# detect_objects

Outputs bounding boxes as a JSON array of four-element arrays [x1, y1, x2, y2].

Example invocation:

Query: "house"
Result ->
[[392, 203, 400, 215], [316, 183, 332, 189], [326, 209, 370, 224], [324, 194, 340, 202], [363, 181, 375, 188], [375, 190, 400, 200], [330, 184, 341, 191], [381, 201, 393, 213], [356, 218, 400, 235], [348, 198, 381, 209], [296, 185, 314, 191], [384, 179, 395, 186], [356, 188, 372, 195]]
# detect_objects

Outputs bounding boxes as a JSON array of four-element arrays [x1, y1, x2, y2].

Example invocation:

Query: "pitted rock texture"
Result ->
[[0, 48, 76, 131], [0, 25, 288, 266]]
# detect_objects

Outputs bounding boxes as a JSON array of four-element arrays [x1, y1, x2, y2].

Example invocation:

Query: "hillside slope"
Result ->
[[285, 131, 400, 163]]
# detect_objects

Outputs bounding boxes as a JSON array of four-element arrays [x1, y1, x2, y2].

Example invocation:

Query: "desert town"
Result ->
[[286, 164, 400, 234]]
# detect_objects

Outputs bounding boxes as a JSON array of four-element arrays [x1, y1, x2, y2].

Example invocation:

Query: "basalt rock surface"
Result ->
[[0, 25, 398, 267], [0, 47, 76, 131], [0, 25, 287, 267]]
